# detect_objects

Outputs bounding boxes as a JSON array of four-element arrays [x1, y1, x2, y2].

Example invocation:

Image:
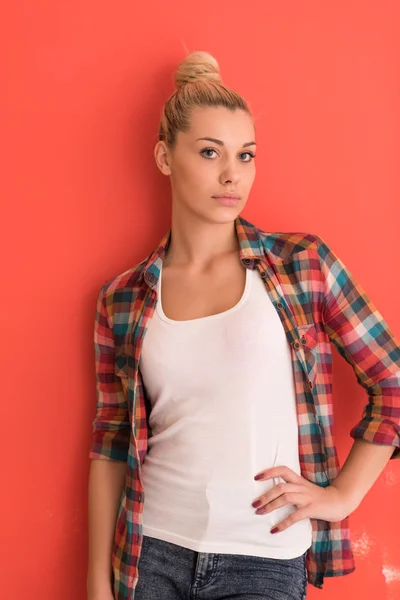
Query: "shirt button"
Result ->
[[293, 341, 301, 349], [277, 302, 284, 310], [300, 336, 307, 345], [308, 380, 313, 389], [243, 258, 252, 264]]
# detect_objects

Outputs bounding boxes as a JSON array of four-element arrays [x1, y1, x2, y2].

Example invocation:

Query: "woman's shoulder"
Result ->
[[98, 257, 148, 299], [255, 222, 322, 261]]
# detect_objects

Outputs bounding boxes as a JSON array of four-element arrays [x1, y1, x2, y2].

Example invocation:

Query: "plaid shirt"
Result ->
[[89, 215, 400, 599]]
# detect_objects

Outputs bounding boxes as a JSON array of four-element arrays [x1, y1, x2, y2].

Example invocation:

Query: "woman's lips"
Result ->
[[212, 196, 240, 206]]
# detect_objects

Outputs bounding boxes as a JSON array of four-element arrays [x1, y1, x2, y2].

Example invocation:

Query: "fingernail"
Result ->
[[252, 500, 262, 508], [270, 527, 279, 534], [254, 473, 263, 480]]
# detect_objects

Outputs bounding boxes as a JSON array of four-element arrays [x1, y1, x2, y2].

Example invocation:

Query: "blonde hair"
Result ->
[[158, 50, 253, 148]]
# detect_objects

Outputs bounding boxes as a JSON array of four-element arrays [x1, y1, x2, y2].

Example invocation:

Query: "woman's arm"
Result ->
[[87, 459, 127, 597], [317, 235, 400, 459], [331, 438, 395, 510], [87, 284, 131, 597]]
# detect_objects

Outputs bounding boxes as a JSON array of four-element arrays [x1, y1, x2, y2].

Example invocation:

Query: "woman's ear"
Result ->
[[154, 141, 172, 176]]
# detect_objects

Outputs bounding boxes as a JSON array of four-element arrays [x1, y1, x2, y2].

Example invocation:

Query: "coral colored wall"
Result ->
[[2, 1, 399, 599]]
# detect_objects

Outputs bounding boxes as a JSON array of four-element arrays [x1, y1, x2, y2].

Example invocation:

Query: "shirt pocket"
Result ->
[[297, 323, 318, 388], [297, 323, 330, 480]]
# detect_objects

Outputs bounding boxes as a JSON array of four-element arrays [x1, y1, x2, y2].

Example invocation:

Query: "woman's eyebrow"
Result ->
[[196, 137, 256, 148]]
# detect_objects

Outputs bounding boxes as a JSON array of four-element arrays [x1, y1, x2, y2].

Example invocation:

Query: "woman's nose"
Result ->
[[220, 165, 240, 185]]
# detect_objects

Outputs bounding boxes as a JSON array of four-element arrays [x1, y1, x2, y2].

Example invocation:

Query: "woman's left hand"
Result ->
[[251, 466, 357, 534]]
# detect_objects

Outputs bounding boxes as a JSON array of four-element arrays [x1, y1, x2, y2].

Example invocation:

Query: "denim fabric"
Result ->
[[134, 534, 308, 600]]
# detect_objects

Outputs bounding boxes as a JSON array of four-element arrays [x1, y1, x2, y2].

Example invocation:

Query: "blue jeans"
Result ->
[[134, 534, 308, 600]]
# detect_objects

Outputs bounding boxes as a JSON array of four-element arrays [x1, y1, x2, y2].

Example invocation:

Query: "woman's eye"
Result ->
[[200, 148, 218, 159], [200, 148, 256, 161], [241, 152, 256, 162]]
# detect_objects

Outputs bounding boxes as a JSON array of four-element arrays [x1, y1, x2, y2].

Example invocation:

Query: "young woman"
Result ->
[[87, 51, 400, 600]]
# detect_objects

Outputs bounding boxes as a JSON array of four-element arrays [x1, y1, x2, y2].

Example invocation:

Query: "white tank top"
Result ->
[[138, 263, 312, 558]]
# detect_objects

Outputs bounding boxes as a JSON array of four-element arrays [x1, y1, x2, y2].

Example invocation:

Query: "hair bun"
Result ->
[[174, 51, 222, 89]]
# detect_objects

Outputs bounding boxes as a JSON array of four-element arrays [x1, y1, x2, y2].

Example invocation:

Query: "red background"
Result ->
[[2, 2, 399, 598]]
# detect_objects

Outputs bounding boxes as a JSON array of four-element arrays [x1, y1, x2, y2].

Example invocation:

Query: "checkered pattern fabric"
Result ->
[[89, 216, 400, 599]]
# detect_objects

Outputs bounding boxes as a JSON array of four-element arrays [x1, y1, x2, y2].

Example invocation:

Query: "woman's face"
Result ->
[[154, 105, 256, 223]]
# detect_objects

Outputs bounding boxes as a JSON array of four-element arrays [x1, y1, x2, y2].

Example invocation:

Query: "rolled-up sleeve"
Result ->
[[88, 284, 130, 462], [317, 236, 400, 459]]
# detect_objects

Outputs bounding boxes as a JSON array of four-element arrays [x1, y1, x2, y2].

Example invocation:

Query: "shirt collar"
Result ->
[[141, 215, 265, 291]]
